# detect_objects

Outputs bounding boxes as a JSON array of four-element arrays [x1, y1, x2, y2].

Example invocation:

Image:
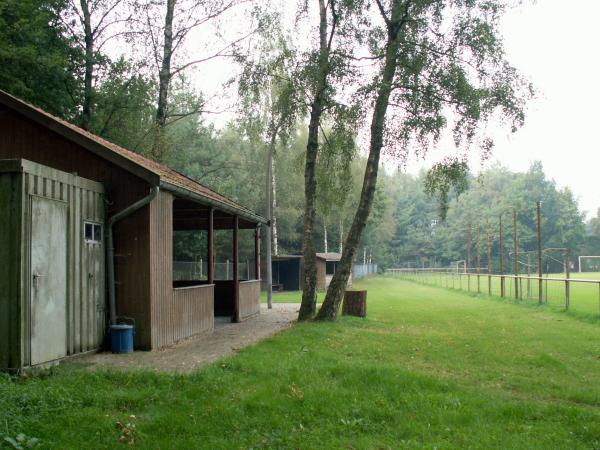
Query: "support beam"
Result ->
[[255, 226, 260, 280], [233, 215, 239, 322], [208, 207, 214, 284]]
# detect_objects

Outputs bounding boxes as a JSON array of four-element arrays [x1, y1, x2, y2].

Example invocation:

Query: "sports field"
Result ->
[[2, 277, 600, 448], [392, 271, 600, 320]]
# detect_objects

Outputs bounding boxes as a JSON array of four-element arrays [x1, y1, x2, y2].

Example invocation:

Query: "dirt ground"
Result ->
[[75, 303, 298, 373]]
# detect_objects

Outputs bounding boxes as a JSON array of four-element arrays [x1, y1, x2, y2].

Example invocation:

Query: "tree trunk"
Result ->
[[80, 0, 93, 130], [271, 156, 278, 256], [153, 0, 175, 161], [316, 0, 406, 320], [323, 219, 328, 253], [298, 0, 331, 321], [339, 219, 343, 253]]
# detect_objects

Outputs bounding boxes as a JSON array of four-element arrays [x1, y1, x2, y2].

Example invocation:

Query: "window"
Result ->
[[84, 222, 102, 243]]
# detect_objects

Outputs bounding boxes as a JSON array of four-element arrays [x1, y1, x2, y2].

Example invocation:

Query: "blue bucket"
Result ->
[[110, 320, 135, 353]]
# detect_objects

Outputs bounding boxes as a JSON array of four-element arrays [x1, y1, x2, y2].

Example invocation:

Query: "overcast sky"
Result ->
[[404, 0, 600, 219], [194, 0, 599, 219]]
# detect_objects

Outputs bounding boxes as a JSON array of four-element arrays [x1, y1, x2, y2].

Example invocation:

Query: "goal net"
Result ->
[[578, 256, 600, 273]]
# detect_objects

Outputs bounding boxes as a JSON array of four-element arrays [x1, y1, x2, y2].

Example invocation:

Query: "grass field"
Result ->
[[394, 271, 600, 320], [2, 277, 600, 449]]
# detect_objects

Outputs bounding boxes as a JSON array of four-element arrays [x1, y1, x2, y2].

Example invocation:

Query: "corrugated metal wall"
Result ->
[[239, 280, 261, 320], [0, 160, 105, 369], [172, 285, 214, 342], [150, 191, 214, 348], [21, 162, 105, 360]]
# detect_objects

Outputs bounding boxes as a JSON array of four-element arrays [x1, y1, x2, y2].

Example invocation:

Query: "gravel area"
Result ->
[[75, 303, 298, 373]]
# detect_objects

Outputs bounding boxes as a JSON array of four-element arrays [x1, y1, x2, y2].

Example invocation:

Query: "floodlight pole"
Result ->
[[499, 214, 505, 298], [537, 201, 543, 305], [513, 209, 519, 300]]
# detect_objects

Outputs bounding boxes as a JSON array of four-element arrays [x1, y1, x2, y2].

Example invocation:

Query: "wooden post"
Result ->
[[466, 223, 471, 292], [513, 209, 519, 300], [499, 214, 504, 298], [527, 253, 531, 299], [537, 201, 543, 304], [208, 207, 214, 284], [254, 226, 260, 280], [476, 223, 481, 294], [233, 216, 239, 322], [565, 248, 571, 309], [486, 220, 492, 296]]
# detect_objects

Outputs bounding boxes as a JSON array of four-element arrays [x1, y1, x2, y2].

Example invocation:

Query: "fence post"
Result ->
[[526, 253, 531, 300], [565, 248, 571, 309], [537, 201, 543, 305], [513, 209, 519, 300], [487, 220, 492, 296], [476, 223, 481, 294], [467, 223, 471, 293], [499, 214, 505, 298]]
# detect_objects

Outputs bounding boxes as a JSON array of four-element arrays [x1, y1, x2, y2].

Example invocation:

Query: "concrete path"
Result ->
[[75, 303, 298, 373]]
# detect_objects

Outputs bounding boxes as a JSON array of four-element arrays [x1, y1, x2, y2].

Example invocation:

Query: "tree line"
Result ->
[[1, 0, 538, 320]]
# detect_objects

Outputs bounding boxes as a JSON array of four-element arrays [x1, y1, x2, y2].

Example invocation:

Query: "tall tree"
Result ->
[[298, 0, 339, 320], [238, 23, 303, 308], [60, 0, 132, 129], [317, 0, 531, 319], [136, 0, 260, 161], [0, 0, 82, 118]]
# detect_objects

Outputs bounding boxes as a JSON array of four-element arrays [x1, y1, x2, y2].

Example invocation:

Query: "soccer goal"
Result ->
[[578, 256, 600, 273]]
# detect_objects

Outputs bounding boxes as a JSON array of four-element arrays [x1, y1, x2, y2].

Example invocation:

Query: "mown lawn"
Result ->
[[398, 271, 600, 320], [2, 277, 600, 449]]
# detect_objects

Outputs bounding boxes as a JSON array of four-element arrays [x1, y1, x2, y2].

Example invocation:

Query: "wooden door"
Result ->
[[29, 196, 68, 365]]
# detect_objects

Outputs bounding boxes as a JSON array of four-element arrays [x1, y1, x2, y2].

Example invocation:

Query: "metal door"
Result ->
[[30, 196, 68, 365]]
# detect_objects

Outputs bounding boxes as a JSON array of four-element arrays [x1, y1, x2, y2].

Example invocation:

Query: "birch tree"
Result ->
[[317, 0, 532, 319], [136, 0, 261, 161], [60, 0, 133, 129], [238, 25, 303, 308]]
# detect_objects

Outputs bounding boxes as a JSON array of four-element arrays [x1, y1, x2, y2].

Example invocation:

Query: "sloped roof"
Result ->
[[0, 89, 265, 224], [316, 252, 342, 261]]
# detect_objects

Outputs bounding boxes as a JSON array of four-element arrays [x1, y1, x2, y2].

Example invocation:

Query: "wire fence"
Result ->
[[173, 260, 257, 281], [386, 268, 600, 318], [353, 263, 378, 280]]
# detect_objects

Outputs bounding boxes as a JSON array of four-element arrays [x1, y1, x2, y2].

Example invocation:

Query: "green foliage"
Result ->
[[90, 58, 156, 150], [2, 277, 600, 448], [424, 157, 470, 220], [0, 0, 82, 118]]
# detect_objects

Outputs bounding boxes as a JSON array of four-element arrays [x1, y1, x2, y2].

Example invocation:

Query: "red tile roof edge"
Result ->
[[0, 89, 265, 223]]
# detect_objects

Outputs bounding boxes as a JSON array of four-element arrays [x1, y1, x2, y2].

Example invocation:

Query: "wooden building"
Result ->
[[316, 252, 352, 290], [270, 252, 352, 292], [0, 90, 265, 371], [272, 255, 303, 291]]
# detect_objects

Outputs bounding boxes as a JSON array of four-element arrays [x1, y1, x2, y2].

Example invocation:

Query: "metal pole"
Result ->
[[499, 214, 505, 298], [233, 216, 239, 322], [537, 201, 543, 305], [513, 209, 519, 300], [208, 207, 214, 284]]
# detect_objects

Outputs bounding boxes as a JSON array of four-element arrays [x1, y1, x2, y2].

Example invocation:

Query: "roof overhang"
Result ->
[[0, 91, 159, 186], [161, 180, 267, 225]]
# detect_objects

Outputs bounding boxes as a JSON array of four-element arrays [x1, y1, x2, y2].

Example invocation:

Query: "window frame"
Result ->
[[83, 221, 103, 245]]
